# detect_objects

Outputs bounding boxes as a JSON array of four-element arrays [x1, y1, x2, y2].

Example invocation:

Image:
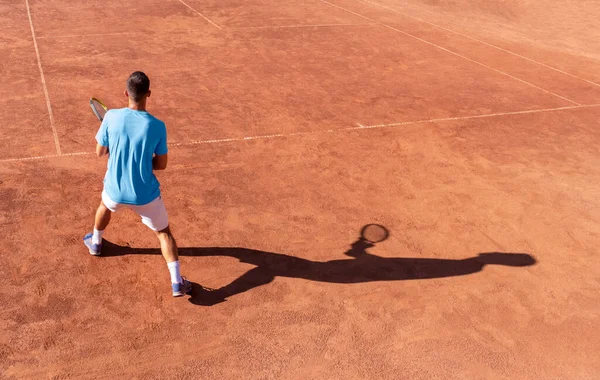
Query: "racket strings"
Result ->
[[90, 98, 108, 121]]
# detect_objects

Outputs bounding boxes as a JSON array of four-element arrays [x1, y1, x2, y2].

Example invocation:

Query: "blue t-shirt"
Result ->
[[95, 108, 168, 205]]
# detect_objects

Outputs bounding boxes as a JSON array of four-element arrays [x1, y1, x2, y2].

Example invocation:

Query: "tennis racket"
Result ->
[[90, 97, 108, 122], [360, 224, 389, 243]]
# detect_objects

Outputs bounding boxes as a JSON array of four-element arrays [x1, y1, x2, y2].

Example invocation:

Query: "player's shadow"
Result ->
[[100, 226, 536, 306]]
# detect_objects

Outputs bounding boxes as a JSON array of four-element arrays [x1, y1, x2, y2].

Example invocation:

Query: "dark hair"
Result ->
[[126, 71, 150, 102]]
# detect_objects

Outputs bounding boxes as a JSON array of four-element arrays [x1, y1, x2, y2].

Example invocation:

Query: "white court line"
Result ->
[[176, 0, 222, 30], [317, 0, 579, 106], [230, 22, 377, 30], [37, 29, 208, 40], [318, 0, 378, 23], [36, 24, 375, 39], [357, 103, 600, 129], [3, 104, 598, 163], [358, 0, 600, 88], [0, 151, 92, 163], [37, 31, 145, 39], [25, 0, 61, 155]]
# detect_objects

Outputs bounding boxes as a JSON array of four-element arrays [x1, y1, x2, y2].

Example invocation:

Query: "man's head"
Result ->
[[125, 71, 151, 103]]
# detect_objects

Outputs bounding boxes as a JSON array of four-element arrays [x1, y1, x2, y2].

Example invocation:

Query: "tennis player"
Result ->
[[83, 71, 192, 297]]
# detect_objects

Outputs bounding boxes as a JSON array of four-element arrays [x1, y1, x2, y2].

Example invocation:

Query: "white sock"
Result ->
[[167, 261, 182, 284], [92, 228, 104, 245]]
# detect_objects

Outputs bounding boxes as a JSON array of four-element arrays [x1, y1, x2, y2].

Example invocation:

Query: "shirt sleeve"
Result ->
[[95, 112, 110, 146], [155, 123, 168, 155]]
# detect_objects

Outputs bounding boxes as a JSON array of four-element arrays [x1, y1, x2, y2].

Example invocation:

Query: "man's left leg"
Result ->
[[84, 193, 115, 256], [93, 201, 112, 241]]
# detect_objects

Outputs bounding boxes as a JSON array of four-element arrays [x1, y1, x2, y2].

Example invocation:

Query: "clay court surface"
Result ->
[[2, 0, 600, 378]]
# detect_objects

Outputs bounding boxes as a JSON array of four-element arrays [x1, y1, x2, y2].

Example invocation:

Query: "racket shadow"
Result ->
[[99, 227, 536, 306]]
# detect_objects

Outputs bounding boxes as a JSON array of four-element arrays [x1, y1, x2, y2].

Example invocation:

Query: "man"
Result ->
[[83, 71, 192, 297]]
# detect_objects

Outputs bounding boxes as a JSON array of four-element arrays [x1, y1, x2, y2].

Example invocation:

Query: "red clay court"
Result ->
[[1, 0, 600, 379]]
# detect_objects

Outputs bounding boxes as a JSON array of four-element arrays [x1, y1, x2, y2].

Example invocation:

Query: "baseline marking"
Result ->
[[317, 0, 579, 105], [176, 0, 222, 30], [2, 104, 598, 163], [37, 24, 375, 39], [0, 151, 92, 163], [25, 0, 61, 155], [357, 103, 600, 129], [230, 23, 377, 30], [37, 31, 145, 39], [358, 0, 600, 88]]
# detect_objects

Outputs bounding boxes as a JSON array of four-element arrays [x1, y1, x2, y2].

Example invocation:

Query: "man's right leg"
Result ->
[[155, 226, 191, 297], [136, 196, 191, 297], [155, 226, 178, 263]]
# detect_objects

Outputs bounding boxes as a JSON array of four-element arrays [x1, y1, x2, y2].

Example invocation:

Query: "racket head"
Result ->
[[90, 97, 108, 121], [360, 224, 389, 243]]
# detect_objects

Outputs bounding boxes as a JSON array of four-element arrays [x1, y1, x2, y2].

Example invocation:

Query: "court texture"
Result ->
[[1, 0, 599, 379]]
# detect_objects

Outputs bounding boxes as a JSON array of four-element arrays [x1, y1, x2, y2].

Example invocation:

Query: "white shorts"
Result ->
[[101, 190, 169, 231]]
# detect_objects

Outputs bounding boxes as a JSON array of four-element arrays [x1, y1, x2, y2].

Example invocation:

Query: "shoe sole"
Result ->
[[172, 286, 192, 297], [173, 292, 191, 297], [87, 247, 101, 256], [86, 246, 101, 256], [83, 233, 101, 256]]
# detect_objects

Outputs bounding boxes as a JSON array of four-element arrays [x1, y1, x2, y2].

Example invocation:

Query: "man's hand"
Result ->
[[153, 153, 168, 170], [96, 144, 109, 157]]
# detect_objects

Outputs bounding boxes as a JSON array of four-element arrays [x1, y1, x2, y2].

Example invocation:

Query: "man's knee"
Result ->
[[97, 201, 112, 216], [155, 226, 174, 240]]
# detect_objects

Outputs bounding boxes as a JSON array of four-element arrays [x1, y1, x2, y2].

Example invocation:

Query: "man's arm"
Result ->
[[153, 153, 168, 170], [95, 112, 110, 157], [153, 123, 168, 170], [96, 144, 109, 157]]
